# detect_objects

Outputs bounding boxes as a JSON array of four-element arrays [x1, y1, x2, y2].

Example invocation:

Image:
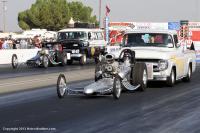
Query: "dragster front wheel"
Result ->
[[113, 76, 122, 100], [12, 54, 18, 69], [57, 74, 67, 99]]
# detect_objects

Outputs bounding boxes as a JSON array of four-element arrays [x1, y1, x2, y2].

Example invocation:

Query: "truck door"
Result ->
[[173, 35, 186, 78]]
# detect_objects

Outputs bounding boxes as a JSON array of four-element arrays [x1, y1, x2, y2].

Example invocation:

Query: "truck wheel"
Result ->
[[57, 74, 67, 99], [67, 59, 73, 65], [79, 54, 87, 65], [113, 76, 122, 99], [182, 65, 192, 82], [166, 68, 176, 87], [42, 55, 49, 68], [12, 54, 18, 69], [61, 53, 67, 66], [131, 62, 148, 91]]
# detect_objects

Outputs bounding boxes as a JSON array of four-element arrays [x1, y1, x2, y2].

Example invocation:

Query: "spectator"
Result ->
[[7, 38, 13, 49], [28, 38, 33, 48], [2, 38, 9, 49], [12, 39, 17, 49], [20, 39, 28, 49], [33, 35, 42, 48], [0, 39, 3, 49]]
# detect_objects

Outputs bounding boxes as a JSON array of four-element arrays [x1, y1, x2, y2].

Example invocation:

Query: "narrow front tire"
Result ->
[[12, 54, 18, 69], [57, 74, 67, 99], [113, 76, 122, 99]]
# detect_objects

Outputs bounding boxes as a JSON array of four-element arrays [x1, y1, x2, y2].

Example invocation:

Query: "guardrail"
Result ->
[[0, 49, 41, 64]]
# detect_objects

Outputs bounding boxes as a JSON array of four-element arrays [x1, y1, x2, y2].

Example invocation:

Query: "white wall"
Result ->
[[0, 49, 40, 64]]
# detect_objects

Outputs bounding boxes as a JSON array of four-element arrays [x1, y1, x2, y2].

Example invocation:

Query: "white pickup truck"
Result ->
[[107, 30, 196, 86]]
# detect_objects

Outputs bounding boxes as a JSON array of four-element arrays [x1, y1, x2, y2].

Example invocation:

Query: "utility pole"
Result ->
[[99, 0, 101, 28], [196, 0, 199, 21], [2, 0, 7, 32]]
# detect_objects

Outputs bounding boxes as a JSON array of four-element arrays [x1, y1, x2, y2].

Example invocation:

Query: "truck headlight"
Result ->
[[158, 60, 168, 71]]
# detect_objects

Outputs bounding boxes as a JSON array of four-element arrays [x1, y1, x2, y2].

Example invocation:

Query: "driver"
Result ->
[[123, 52, 131, 66]]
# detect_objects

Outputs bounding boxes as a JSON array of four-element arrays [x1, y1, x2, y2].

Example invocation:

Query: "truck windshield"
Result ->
[[123, 33, 171, 47], [58, 31, 87, 41]]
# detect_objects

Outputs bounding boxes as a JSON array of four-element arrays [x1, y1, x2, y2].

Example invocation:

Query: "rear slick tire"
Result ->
[[131, 62, 148, 91], [42, 55, 49, 68]]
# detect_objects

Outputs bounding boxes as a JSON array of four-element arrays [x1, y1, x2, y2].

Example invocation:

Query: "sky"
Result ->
[[0, 0, 200, 32]]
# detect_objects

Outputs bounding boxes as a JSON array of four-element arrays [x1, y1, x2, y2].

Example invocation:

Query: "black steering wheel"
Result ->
[[118, 49, 135, 64]]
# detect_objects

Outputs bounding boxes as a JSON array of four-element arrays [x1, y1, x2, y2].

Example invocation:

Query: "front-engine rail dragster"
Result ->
[[11, 42, 68, 69], [57, 48, 148, 99], [25, 42, 68, 68]]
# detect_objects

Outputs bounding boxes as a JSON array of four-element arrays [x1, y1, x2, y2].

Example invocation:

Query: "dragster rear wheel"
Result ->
[[61, 53, 67, 66], [42, 55, 49, 68], [131, 62, 148, 91], [57, 74, 67, 99]]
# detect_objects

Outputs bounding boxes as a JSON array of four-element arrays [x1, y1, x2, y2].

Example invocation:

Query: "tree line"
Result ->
[[18, 0, 98, 31]]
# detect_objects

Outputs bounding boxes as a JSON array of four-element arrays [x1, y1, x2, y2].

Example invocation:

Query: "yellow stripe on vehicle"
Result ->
[[171, 55, 184, 74], [91, 47, 95, 56]]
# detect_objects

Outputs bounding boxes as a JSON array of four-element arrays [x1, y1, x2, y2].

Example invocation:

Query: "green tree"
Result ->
[[18, 0, 98, 31], [68, 1, 98, 25], [18, 0, 71, 31]]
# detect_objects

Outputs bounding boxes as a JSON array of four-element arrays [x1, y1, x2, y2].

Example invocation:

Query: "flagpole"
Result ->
[[2, 0, 7, 32], [99, 0, 101, 28]]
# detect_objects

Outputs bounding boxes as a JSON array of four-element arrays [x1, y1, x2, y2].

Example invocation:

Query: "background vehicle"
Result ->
[[57, 48, 147, 99], [57, 28, 107, 65], [26, 42, 67, 68], [109, 30, 196, 86]]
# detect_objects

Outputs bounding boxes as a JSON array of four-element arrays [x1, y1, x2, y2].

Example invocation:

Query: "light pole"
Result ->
[[196, 0, 199, 21], [99, 0, 102, 28], [2, 0, 7, 32]]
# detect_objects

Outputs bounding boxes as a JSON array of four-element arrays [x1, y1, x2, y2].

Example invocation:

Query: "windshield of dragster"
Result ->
[[122, 33, 172, 47], [58, 31, 87, 41]]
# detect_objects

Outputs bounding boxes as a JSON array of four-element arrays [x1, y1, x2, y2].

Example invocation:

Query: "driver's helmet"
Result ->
[[123, 52, 131, 63], [105, 54, 115, 64]]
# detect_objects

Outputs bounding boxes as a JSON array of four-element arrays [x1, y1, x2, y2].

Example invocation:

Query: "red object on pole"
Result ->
[[106, 5, 110, 16]]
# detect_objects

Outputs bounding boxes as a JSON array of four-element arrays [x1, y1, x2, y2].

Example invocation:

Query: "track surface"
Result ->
[[0, 65, 200, 133], [0, 62, 94, 79]]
